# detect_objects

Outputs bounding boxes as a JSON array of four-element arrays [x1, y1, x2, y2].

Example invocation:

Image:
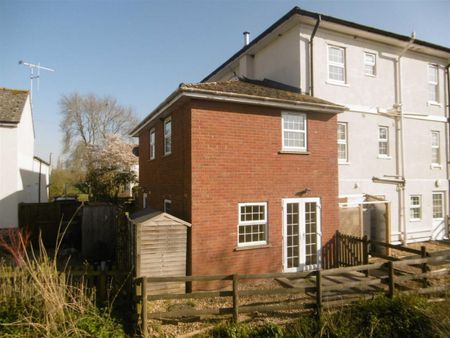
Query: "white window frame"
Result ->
[[337, 122, 348, 163], [281, 112, 307, 152], [237, 202, 268, 247], [143, 193, 148, 209], [164, 199, 172, 213], [327, 45, 346, 83], [409, 195, 422, 221], [149, 128, 155, 160], [364, 52, 376, 76], [431, 131, 440, 165], [428, 64, 439, 103], [432, 192, 444, 220], [164, 116, 172, 156], [378, 126, 389, 157]]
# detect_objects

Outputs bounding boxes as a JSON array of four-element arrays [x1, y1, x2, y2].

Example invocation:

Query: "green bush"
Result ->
[[210, 322, 284, 338], [285, 295, 444, 338], [210, 295, 449, 338]]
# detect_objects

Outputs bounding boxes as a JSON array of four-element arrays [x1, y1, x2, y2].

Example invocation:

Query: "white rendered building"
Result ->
[[203, 7, 450, 243], [0, 88, 50, 228]]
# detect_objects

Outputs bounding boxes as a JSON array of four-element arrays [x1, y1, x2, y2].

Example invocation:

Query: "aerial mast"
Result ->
[[18, 60, 55, 103]]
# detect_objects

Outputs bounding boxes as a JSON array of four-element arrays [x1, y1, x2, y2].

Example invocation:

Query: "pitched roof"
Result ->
[[130, 78, 346, 136], [0, 87, 29, 124], [203, 7, 450, 82], [129, 208, 191, 227], [181, 78, 341, 106]]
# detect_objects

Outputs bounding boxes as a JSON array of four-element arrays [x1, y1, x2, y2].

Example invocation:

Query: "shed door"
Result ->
[[283, 198, 321, 272]]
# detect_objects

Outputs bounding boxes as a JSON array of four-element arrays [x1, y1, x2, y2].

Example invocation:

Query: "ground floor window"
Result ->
[[238, 202, 267, 246], [409, 195, 422, 221]]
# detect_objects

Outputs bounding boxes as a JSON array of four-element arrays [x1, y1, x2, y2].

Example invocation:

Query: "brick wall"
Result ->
[[138, 98, 339, 281], [190, 99, 339, 277], [138, 105, 192, 222]]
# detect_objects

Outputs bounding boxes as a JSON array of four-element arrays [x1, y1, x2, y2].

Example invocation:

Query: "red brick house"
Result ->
[[130, 79, 345, 277]]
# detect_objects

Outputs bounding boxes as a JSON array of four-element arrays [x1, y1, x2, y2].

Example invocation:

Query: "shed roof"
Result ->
[[0, 87, 29, 124], [129, 208, 191, 227]]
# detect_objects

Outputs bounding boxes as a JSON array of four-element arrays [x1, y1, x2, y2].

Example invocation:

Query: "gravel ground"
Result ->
[[145, 279, 315, 337], [144, 240, 450, 337]]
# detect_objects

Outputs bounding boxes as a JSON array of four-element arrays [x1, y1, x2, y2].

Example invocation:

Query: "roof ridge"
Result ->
[[0, 87, 30, 94]]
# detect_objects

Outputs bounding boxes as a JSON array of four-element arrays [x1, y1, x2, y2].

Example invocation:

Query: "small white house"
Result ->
[[0, 87, 50, 228]]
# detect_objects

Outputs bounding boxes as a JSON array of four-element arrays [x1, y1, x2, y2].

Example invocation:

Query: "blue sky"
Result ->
[[1, 0, 449, 162]]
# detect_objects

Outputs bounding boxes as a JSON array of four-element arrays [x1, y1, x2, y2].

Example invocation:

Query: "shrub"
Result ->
[[286, 295, 444, 338], [0, 240, 127, 337], [210, 322, 284, 338]]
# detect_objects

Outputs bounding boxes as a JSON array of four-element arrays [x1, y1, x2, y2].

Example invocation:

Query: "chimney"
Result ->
[[243, 31, 250, 46]]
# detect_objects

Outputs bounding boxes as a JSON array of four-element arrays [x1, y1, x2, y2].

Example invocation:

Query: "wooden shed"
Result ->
[[129, 209, 190, 295]]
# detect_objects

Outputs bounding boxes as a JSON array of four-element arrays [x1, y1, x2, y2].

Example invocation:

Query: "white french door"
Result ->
[[283, 198, 321, 272]]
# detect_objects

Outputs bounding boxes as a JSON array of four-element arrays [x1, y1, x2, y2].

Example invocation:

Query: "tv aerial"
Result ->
[[18, 60, 55, 102]]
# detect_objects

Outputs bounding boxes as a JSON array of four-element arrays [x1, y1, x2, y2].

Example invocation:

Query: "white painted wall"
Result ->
[[0, 95, 50, 228], [0, 125, 19, 227]]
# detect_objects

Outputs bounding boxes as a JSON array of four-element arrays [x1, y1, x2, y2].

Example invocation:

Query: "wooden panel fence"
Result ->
[[323, 231, 429, 270], [135, 252, 450, 337]]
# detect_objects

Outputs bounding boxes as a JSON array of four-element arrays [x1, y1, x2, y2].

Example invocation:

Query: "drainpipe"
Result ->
[[309, 15, 321, 96], [446, 63, 450, 237], [395, 33, 415, 245]]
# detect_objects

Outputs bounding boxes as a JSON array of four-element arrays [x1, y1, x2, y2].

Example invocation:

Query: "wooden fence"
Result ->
[[323, 231, 429, 269], [135, 252, 450, 337]]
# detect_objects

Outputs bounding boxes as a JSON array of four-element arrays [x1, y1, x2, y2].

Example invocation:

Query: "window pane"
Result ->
[[428, 65, 437, 83], [238, 203, 267, 245], [329, 65, 344, 81], [433, 193, 443, 218], [338, 144, 347, 160], [337, 124, 346, 140], [329, 47, 344, 64], [379, 127, 387, 140]]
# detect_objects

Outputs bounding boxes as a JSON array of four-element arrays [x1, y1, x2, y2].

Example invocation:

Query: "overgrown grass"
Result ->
[[208, 295, 450, 338], [0, 238, 127, 337]]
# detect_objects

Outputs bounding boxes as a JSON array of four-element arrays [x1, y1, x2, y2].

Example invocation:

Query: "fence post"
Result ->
[[316, 270, 322, 319], [388, 261, 395, 299], [335, 231, 340, 268], [97, 271, 107, 306], [141, 278, 148, 338], [420, 246, 428, 288], [232, 274, 239, 323], [362, 235, 369, 277]]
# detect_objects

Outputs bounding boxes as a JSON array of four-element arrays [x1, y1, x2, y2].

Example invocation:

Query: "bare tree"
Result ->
[[59, 93, 138, 166]]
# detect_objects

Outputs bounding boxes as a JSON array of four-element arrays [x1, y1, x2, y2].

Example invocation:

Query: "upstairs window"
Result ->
[[378, 126, 389, 157], [149, 128, 155, 160], [428, 65, 439, 103], [337, 122, 348, 162], [431, 131, 440, 165], [328, 46, 346, 83], [164, 116, 172, 155], [238, 202, 267, 247], [282, 112, 307, 152], [410, 195, 422, 221], [364, 52, 376, 76]]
